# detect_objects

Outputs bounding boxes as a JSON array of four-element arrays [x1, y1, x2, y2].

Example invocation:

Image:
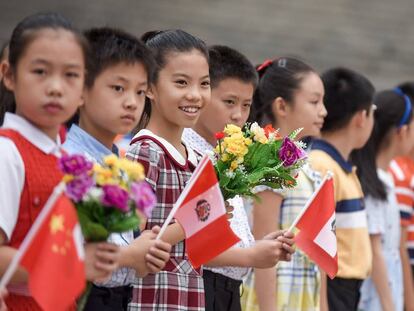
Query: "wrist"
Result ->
[[118, 246, 132, 268]]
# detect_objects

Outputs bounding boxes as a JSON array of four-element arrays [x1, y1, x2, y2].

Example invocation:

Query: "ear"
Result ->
[[396, 124, 409, 140], [2, 61, 15, 92], [271, 97, 289, 120], [146, 84, 156, 100], [353, 109, 368, 128]]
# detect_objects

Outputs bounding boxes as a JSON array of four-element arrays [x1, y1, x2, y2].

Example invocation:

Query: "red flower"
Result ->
[[215, 132, 225, 140], [264, 124, 276, 138]]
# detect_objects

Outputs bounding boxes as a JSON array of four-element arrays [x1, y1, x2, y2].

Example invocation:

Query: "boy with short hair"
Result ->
[[63, 27, 171, 311], [309, 67, 375, 311], [183, 45, 295, 311]]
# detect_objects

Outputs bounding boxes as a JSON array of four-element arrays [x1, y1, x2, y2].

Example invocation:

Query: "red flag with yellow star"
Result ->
[[19, 193, 85, 311]]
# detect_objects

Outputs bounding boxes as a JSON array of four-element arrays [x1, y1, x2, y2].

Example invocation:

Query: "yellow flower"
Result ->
[[221, 153, 229, 162], [94, 165, 116, 186], [224, 124, 242, 136], [103, 154, 119, 167], [230, 160, 239, 171], [244, 138, 253, 146], [117, 158, 145, 181], [62, 174, 74, 183], [250, 122, 268, 144]]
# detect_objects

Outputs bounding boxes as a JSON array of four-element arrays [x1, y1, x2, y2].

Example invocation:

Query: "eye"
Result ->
[[201, 80, 210, 87], [137, 90, 146, 96], [310, 100, 319, 105], [224, 99, 235, 105], [111, 85, 124, 93], [175, 80, 187, 86], [66, 71, 80, 78], [32, 68, 46, 76], [243, 103, 252, 108]]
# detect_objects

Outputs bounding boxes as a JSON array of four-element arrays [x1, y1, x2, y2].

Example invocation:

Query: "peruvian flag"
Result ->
[[158, 155, 240, 268], [292, 173, 338, 279], [0, 183, 86, 311]]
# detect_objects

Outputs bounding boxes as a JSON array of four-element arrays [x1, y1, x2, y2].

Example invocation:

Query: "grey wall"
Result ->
[[1, 0, 413, 89]]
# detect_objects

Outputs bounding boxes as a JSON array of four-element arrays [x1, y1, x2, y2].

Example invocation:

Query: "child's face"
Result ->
[[284, 72, 326, 138], [3, 29, 84, 139], [196, 78, 254, 138], [81, 62, 148, 138], [148, 49, 210, 129]]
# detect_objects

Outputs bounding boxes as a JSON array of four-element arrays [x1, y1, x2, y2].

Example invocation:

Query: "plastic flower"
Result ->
[[59, 154, 93, 176], [94, 164, 117, 185], [250, 122, 268, 144], [66, 174, 94, 202], [215, 132, 225, 140], [101, 185, 129, 213], [263, 124, 276, 138], [117, 158, 145, 181], [279, 137, 307, 167], [224, 124, 242, 135], [103, 154, 119, 167], [130, 182, 156, 217]]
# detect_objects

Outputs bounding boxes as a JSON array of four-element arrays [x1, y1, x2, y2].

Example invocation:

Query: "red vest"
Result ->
[[0, 129, 63, 310]]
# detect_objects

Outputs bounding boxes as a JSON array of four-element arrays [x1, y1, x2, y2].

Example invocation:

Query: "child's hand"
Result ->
[[145, 226, 172, 273], [263, 230, 295, 262], [0, 288, 7, 311], [84, 242, 120, 282], [225, 201, 234, 220]]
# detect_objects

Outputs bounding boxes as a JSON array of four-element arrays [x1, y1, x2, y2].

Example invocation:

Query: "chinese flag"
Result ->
[[293, 176, 338, 279], [19, 193, 86, 311], [173, 156, 240, 268]]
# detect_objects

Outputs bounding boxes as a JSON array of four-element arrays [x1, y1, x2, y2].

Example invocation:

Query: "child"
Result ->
[[352, 89, 414, 311], [182, 45, 295, 311], [126, 29, 211, 310], [0, 12, 121, 310], [389, 82, 414, 311], [63, 27, 172, 311], [0, 288, 6, 311], [0, 41, 8, 80], [240, 57, 327, 311], [309, 67, 375, 311]]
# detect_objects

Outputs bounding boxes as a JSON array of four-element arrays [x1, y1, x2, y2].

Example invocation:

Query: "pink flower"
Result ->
[[66, 174, 94, 202], [130, 182, 156, 217], [279, 137, 306, 167], [59, 154, 93, 176], [101, 185, 129, 213]]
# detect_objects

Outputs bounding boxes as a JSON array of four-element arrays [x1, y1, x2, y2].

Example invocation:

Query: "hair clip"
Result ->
[[277, 58, 287, 68], [257, 59, 273, 72], [393, 87, 412, 128]]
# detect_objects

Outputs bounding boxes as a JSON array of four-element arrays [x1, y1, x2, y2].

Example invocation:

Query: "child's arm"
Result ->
[[84, 242, 120, 283], [0, 287, 7, 311], [400, 226, 414, 311], [370, 234, 396, 311], [253, 190, 283, 311], [319, 271, 328, 311]]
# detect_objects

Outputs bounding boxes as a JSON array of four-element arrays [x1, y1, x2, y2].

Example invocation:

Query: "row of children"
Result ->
[[0, 10, 413, 311]]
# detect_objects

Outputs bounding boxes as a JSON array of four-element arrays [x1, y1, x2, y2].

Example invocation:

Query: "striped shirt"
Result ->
[[389, 156, 414, 264], [309, 139, 372, 279]]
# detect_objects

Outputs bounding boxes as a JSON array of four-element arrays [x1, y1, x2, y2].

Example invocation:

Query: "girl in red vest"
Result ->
[[0, 12, 120, 310]]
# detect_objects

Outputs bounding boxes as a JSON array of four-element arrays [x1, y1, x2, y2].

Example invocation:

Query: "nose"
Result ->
[[46, 76, 63, 97], [185, 85, 202, 103], [123, 93, 138, 111], [231, 107, 242, 123], [320, 102, 328, 117]]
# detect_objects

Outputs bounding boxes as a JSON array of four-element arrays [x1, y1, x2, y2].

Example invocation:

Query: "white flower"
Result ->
[[225, 170, 236, 179]]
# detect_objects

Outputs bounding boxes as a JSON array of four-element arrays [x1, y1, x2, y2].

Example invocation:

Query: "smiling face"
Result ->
[[3, 28, 85, 139], [147, 49, 211, 131], [79, 62, 148, 146]]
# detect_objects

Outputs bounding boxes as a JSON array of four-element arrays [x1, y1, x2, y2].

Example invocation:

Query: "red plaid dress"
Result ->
[[126, 130, 205, 311]]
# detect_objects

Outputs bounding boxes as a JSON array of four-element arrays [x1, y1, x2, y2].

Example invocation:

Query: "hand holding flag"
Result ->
[[157, 155, 240, 268]]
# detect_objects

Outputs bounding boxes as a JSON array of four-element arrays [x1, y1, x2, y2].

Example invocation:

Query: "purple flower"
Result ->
[[101, 185, 129, 213], [66, 174, 94, 202], [130, 182, 156, 217], [59, 154, 93, 176], [278, 137, 306, 167]]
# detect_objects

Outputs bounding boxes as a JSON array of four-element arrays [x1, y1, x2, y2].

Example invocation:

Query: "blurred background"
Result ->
[[1, 0, 413, 89]]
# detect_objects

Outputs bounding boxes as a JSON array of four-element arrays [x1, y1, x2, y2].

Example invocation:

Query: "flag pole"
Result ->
[[286, 171, 333, 233], [0, 182, 65, 290], [156, 156, 209, 240]]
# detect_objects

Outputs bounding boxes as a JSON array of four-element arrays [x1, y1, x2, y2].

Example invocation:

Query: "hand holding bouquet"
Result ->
[[213, 123, 307, 200]]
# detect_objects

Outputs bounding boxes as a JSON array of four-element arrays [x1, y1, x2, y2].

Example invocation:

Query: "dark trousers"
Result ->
[[84, 284, 132, 311], [203, 270, 242, 311], [327, 277, 363, 311]]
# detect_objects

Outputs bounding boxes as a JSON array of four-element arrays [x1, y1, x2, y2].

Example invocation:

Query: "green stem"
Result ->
[[77, 281, 92, 311]]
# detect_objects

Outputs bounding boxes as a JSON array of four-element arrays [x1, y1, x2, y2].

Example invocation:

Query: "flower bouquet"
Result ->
[[59, 154, 156, 242], [213, 123, 307, 200], [58, 154, 156, 309]]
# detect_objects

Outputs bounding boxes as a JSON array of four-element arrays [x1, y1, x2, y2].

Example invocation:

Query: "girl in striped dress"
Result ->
[[241, 57, 328, 311], [126, 30, 211, 311]]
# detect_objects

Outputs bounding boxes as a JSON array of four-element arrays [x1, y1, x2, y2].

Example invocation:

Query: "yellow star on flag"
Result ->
[[50, 214, 65, 234]]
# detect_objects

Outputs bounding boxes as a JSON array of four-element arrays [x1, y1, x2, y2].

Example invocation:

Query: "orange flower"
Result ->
[[264, 124, 276, 138]]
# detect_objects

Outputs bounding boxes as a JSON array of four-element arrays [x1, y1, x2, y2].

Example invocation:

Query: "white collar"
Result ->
[[2, 112, 62, 156], [182, 128, 214, 155], [133, 129, 198, 167]]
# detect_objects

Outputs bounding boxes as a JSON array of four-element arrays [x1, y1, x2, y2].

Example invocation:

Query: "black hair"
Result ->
[[351, 90, 413, 200], [248, 57, 315, 126], [84, 27, 154, 88], [0, 12, 89, 125], [397, 81, 414, 99], [321, 67, 375, 132], [137, 29, 208, 130], [208, 45, 257, 89]]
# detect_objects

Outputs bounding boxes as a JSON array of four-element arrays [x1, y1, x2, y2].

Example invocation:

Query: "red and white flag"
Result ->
[[157, 155, 240, 268], [0, 183, 86, 311], [291, 173, 338, 279]]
